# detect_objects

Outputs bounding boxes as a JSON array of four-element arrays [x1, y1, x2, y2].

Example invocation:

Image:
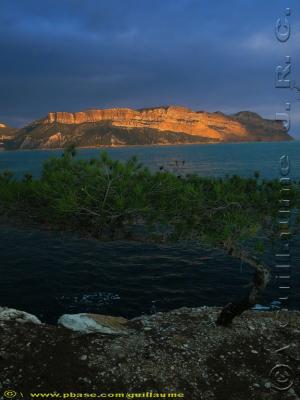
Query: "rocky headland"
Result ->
[[2, 106, 293, 150]]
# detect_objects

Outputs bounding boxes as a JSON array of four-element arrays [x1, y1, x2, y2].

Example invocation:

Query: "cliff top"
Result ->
[[45, 106, 260, 120]]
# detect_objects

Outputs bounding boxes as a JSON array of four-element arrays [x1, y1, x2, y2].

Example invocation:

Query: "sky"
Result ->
[[0, 0, 300, 138]]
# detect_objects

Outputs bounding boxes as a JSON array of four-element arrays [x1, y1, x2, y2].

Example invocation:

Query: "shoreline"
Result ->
[[0, 138, 296, 153]]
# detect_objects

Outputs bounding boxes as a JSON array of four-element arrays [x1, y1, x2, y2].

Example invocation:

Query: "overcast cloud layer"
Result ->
[[0, 0, 300, 138]]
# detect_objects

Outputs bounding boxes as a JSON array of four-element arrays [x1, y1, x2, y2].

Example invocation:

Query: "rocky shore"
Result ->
[[0, 306, 300, 400]]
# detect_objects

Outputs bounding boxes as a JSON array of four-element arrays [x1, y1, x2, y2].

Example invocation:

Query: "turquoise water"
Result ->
[[0, 141, 299, 180]]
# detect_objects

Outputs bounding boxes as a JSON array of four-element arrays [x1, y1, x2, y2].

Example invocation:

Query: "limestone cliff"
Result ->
[[11, 106, 293, 149], [44, 106, 247, 141]]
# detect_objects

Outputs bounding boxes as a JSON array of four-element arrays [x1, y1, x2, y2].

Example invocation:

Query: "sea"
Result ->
[[0, 141, 300, 180], [0, 141, 299, 323]]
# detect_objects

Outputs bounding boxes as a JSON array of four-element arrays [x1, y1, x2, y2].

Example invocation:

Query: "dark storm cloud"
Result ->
[[0, 0, 300, 137]]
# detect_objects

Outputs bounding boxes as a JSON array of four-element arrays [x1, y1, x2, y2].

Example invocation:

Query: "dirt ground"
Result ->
[[0, 307, 300, 400]]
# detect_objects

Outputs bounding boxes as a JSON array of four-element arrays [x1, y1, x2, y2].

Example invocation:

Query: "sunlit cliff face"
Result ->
[[45, 106, 248, 140], [13, 105, 289, 150]]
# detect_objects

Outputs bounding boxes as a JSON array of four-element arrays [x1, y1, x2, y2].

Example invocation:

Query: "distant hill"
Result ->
[[0, 123, 18, 149], [0, 123, 17, 137], [6, 106, 294, 150]]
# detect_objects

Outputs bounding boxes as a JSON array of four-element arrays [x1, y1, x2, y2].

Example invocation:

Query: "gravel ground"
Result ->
[[0, 307, 300, 400]]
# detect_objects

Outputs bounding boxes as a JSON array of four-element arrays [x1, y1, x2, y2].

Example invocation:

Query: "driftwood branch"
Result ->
[[216, 244, 271, 326]]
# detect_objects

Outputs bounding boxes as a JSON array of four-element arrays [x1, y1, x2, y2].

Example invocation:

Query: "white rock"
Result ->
[[58, 313, 128, 334], [0, 307, 41, 325]]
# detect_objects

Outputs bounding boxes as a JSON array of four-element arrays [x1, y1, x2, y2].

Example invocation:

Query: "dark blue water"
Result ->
[[0, 141, 300, 180], [0, 224, 299, 323], [0, 142, 299, 322]]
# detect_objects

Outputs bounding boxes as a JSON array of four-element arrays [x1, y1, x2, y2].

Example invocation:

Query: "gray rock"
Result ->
[[58, 313, 128, 334], [0, 307, 41, 325], [110, 345, 127, 361]]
